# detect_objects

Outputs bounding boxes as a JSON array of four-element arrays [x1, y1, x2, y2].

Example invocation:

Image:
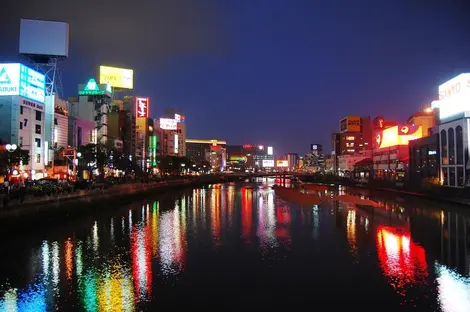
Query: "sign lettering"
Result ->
[[136, 97, 149, 118]]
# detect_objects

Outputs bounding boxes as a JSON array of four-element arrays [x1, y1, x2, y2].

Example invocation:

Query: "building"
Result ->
[[186, 139, 227, 171], [53, 97, 68, 151], [155, 116, 185, 158], [338, 154, 368, 177], [286, 153, 298, 170], [336, 116, 374, 156], [226, 145, 244, 170], [107, 108, 132, 153], [0, 63, 47, 179], [72, 78, 113, 145], [409, 134, 440, 184], [372, 119, 425, 181], [431, 73, 470, 187], [163, 108, 186, 156], [67, 115, 94, 148]]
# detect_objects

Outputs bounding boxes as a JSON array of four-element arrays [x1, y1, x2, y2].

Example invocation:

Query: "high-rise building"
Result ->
[[286, 153, 298, 169]]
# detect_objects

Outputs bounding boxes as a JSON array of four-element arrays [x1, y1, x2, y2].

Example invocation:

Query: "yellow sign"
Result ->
[[99, 65, 134, 89]]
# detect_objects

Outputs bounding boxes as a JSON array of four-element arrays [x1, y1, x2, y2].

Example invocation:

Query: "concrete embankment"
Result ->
[[0, 176, 239, 235]]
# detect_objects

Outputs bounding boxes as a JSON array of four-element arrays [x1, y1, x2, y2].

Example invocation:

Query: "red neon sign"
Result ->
[[243, 144, 254, 149], [136, 97, 149, 118]]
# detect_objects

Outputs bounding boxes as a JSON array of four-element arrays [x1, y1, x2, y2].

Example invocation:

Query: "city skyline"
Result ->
[[2, 0, 470, 155]]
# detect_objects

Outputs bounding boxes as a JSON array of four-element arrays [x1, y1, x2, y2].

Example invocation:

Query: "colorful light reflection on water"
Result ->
[[0, 181, 469, 310]]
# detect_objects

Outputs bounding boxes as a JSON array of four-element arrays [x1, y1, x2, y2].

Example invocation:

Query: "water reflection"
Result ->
[[0, 181, 469, 310]]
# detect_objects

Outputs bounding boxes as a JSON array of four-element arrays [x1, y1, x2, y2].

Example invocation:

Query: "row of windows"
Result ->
[[441, 126, 463, 165]]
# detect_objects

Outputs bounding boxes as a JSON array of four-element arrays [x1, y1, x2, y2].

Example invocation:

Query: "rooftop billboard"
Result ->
[[340, 116, 361, 133], [375, 125, 423, 149], [99, 65, 134, 89], [0, 63, 46, 103]]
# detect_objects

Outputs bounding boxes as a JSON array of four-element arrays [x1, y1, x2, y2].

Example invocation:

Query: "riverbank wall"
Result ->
[[298, 175, 470, 207], [0, 175, 239, 235]]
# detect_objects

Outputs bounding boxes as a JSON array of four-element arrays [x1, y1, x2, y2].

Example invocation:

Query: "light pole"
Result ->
[[5, 144, 17, 178]]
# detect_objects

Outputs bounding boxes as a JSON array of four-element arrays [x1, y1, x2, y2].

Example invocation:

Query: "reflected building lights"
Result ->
[[241, 187, 253, 243], [435, 262, 470, 312], [346, 210, 358, 259], [131, 224, 152, 302], [313, 205, 319, 240], [376, 226, 428, 297], [92, 222, 99, 254], [211, 187, 221, 245], [151, 201, 160, 258], [65, 239, 73, 281]]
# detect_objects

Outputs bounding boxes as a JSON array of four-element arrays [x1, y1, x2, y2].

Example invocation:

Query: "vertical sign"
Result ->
[[136, 97, 149, 118], [174, 134, 179, 154]]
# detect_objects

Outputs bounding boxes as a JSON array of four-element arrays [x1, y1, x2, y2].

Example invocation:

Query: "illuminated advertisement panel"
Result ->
[[267, 146, 273, 155], [19, 64, 45, 103], [262, 159, 274, 167], [160, 118, 177, 130], [276, 160, 289, 167], [375, 125, 423, 149], [243, 144, 254, 149], [99, 65, 134, 89], [340, 116, 361, 133], [432, 73, 470, 122], [174, 134, 179, 154], [0, 63, 46, 103], [78, 78, 112, 97], [136, 97, 149, 118], [174, 114, 181, 122]]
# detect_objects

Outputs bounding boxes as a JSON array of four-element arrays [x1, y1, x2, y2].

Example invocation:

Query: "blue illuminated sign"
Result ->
[[19, 64, 46, 104]]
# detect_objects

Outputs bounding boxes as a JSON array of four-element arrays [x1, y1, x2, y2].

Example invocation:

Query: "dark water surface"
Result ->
[[0, 179, 469, 311]]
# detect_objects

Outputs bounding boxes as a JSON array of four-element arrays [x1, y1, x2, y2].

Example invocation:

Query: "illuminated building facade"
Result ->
[[186, 139, 226, 171], [408, 134, 440, 184], [0, 63, 47, 179], [226, 145, 244, 170], [431, 73, 470, 187], [372, 118, 425, 181], [286, 153, 298, 169], [335, 116, 374, 156]]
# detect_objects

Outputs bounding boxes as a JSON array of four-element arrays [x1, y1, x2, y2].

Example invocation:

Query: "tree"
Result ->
[[77, 143, 107, 179], [0, 148, 30, 175]]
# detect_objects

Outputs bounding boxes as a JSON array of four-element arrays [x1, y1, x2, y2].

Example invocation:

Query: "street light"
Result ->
[[5, 144, 17, 152]]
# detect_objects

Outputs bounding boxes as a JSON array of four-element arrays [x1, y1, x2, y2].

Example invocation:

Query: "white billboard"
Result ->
[[19, 19, 69, 58], [160, 118, 177, 130], [262, 159, 274, 167], [432, 73, 470, 122], [0, 64, 20, 96], [267, 146, 273, 155]]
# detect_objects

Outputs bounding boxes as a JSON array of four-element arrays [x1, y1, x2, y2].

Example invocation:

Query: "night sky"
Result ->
[[2, 0, 470, 156]]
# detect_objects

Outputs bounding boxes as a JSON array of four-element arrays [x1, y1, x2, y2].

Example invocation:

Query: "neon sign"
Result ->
[[136, 97, 149, 118], [376, 125, 423, 149], [78, 78, 112, 96], [243, 144, 254, 149]]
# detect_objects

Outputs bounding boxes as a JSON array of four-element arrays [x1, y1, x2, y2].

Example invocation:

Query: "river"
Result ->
[[0, 178, 469, 311]]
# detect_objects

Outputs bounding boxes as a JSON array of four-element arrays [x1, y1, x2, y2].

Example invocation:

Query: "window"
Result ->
[[19, 122, 23, 129], [448, 127, 455, 165], [19, 137, 23, 147], [442, 168, 448, 185], [35, 124, 41, 134], [36, 111, 42, 121], [20, 106, 23, 114], [77, 127, 82, 146], [36, 154, 41, 164], [440, 129, 447, 165], [457, 167, 464, 187], [450, 167, 456, 186], [35, 138, 41, 148], [456, 126, 463, 165], [54, 118, 58, 125]]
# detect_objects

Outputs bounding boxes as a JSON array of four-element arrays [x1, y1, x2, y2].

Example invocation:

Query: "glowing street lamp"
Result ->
[[5, 144, 17, 152]]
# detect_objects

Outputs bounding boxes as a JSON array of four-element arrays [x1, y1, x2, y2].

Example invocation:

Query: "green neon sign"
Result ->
[[78, 78, 112, 96]]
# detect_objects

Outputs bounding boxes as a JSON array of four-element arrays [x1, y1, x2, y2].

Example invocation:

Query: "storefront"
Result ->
[[431, 73, 470, 187]]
